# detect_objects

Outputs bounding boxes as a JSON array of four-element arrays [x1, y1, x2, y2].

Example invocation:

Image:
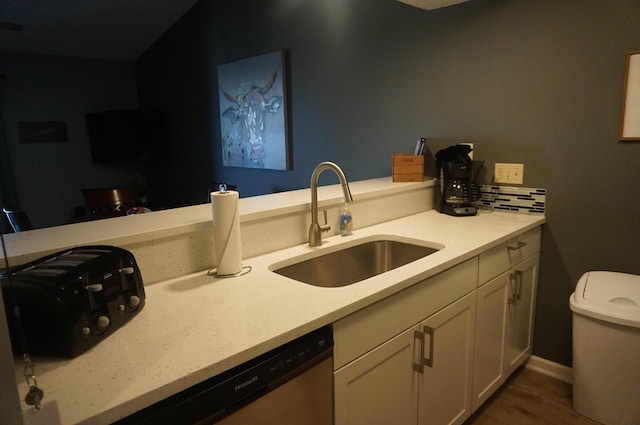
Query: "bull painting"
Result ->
[[217, 51, 289, 170]]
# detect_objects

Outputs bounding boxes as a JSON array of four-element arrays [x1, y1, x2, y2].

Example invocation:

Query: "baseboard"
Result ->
[[524, 355, 573, 384]]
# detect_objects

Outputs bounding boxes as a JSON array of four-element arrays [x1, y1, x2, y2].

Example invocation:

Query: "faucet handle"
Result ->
[[320, 209, 330, 233]]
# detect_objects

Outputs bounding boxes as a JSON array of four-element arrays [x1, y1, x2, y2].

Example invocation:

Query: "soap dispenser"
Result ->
[[340, 204, 353, 236]]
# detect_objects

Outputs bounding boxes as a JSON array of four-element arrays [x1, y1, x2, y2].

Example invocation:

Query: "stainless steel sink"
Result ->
[[271, 238, 441, 287]]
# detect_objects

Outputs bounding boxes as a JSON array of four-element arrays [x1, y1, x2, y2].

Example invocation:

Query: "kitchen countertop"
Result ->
[[16, 209, 545, 425]]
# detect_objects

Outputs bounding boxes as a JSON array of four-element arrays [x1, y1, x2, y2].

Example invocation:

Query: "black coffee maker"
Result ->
[[435, 144, 478, 216]]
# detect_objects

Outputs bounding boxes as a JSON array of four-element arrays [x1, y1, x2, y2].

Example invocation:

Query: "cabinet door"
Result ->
[[471, 270, 510, 412], [503, 254, 539, 376], [334, 326, 418, 425], [418, 292, 477, 425]]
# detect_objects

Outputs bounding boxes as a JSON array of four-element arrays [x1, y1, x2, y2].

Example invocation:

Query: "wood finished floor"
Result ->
[[464, 368, 601, 425]]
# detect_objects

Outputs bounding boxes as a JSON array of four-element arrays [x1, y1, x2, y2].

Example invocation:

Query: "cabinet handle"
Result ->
[[423, 326, 434, 368], [515, 270, 522, 300], [509, 271, 523, 304], [414, 330, 424, 373], [508, 240, 527, 251]]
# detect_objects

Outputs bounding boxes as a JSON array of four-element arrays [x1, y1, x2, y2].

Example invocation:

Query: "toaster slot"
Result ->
[[62, 253, 100, 262], [72, 249, 112, 257], [17, 268, 67, 276], [47, 260, 86, 268]]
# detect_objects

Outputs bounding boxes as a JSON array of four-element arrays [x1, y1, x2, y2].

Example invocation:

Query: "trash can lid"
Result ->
[[569, 271, 640, 328]]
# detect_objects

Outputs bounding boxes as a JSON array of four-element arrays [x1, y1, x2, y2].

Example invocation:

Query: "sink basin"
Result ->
[[271, 237, 442, 287]]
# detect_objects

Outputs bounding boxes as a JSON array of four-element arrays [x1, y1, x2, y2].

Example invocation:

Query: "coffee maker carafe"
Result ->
[[435, 144, 478, 216]]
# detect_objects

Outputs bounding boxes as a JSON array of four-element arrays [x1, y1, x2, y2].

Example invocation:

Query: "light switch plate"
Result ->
[[494, 163, 524, 184]]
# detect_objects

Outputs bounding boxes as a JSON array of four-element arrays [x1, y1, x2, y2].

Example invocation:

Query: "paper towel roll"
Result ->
[[211, 190, 242, 275]]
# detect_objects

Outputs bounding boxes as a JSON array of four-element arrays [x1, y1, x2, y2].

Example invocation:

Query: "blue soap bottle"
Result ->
[[340, 204, 353, 236]]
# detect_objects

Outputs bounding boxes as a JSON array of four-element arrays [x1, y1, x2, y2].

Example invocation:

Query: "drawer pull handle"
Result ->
[[508, 241, 528, 251]]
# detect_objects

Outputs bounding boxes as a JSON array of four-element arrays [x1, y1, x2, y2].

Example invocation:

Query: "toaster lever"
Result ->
[[86, 283, 104, 292], [120, 267, 135, 274]]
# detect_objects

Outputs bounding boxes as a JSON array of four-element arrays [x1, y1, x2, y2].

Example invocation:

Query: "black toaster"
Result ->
[[1, 245, 145, 358]]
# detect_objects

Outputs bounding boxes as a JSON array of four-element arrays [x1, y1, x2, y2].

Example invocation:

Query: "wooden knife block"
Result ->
[[392, 154, 424, 182]]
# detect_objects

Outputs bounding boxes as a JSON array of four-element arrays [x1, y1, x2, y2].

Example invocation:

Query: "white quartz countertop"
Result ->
[[16, 209, 545, 425]]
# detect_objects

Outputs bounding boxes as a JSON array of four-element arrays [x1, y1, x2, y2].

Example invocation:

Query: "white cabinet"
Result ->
[[334, 261, 478, 425], [418, 292, 476, 425], [334, 293, 476, 425], [471, 270, 510, 411], [472, 228, 541, 411], [503, 254, 539, 376], [334, 327, 418, 425], [333, 226, 542, 425]]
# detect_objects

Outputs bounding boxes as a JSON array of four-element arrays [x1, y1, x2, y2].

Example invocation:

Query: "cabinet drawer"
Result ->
[[478, 227, 541, 285], [333, 257, 478, 370]]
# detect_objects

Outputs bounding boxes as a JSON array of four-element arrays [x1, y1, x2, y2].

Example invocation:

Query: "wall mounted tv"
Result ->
[[85, 109, 171, 164]]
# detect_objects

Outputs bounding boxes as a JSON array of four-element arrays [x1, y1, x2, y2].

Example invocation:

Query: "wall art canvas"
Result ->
[[620, 50, 640, 140], [18, 121, 68, 144], [217, 50, 290, 170]]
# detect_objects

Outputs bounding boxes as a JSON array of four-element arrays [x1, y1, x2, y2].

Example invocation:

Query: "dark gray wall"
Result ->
[[137, 0, 640, 366], [0, 52, 144, 228]]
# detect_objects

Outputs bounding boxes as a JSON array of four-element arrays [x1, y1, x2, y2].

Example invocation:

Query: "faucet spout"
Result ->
[[309, 162, 353, 247]]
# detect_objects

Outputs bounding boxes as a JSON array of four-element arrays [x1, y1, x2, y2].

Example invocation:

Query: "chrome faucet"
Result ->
[[309, 161, 353, 247]]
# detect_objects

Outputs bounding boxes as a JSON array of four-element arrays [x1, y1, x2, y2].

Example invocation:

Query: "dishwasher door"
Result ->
[[214, 356, 333, 425]]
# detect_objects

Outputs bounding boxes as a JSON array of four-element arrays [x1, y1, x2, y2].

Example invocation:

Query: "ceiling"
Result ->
[[0, 0, 200, 61], [0, 1, 474, 62]]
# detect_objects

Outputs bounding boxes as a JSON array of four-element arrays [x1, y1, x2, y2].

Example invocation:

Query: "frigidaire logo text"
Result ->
[[234, 376, 258, 391]]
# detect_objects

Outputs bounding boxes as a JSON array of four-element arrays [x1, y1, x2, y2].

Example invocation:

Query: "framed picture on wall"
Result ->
[[620, 50, 640, 141], [217, 50, 291, 170], [18, 121, 68, 144]]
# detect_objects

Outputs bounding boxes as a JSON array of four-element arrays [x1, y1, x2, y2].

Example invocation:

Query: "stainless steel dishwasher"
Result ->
[[114, 326, 333, 425]]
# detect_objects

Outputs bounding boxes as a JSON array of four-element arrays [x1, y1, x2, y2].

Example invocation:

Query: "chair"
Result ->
[[3, 207, 33, 232], [81, 185, 136, 220]]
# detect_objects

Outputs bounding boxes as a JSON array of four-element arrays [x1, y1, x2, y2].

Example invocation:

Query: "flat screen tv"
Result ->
[[86, 109, 171, 164]]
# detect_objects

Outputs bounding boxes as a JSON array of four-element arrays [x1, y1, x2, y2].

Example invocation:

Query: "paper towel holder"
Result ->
[[209, 184, 251, 278], [208, 265, 252, 278]]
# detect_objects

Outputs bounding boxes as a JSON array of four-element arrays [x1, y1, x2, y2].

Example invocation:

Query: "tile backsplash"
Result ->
[[475, 185, 546, 215]]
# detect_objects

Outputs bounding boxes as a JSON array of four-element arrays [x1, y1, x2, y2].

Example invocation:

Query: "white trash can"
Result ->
[[569, 271, 640, 425]]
